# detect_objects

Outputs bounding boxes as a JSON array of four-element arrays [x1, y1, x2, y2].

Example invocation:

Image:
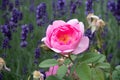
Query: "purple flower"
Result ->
[[20, 24, 29, 47], [40, 69, 46, 79], [107, 0, 116, 13], [2, 37, 11, 49], [21, 24, 29, 41], [52, 0, 66, 18], [53, 54, 59, 59], [1, 24, 12, 40], [70, 1, 77, 14], [34, 48, 40, 58], [107, 54, 113, 62], [20, 41, 28, 47], [15, 0, 20, 7], [85, 0, 94, 15], [36, 2, 48, 26], [8, 2, 14, 11], [0, 73, 3, 80], [75, 0, 82, 7], [29, 0, 35, 12], [57, 0, 66, 10], [0, 0, 9, 10], [107, 0, 120, 24], [28, 24, 34, 33], [85, 28, 95, 40], [10, 8, 23, 23]]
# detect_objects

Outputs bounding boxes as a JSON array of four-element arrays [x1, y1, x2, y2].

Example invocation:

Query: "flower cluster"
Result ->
[[20, 24, 29, 47], [10, 8, 23, 24], [0, 0, 9, 10], [52, 0, 66, 18], [85, 0, 94, 15], [107, 0, 120, 24], [36, 3, 48, 26]]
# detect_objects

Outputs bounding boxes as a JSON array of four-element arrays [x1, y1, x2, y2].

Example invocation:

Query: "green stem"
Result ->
[[68, 55, 74, 64]]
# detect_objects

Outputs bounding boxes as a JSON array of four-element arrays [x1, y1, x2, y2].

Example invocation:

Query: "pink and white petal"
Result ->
[[67, 19, 84, 34], [78, 22, 84, 34], [46, 25, 54, 37], [63, 49, 74, 53], [67, 19, 79, 25], [53, 20, 66, 28], [41, 37, 46, 42], [72, 36, 89, 55], [44, 38, 51, 48], [51, 48, 62, 53], [52, 65, 59, 75]]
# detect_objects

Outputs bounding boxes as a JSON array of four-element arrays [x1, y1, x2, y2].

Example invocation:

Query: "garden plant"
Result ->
[[0, 0, 120, 80]]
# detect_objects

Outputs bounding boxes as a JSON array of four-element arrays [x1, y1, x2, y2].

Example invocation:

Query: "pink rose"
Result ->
[[45, 65, 59, 77], [42, 19, 89, 55]]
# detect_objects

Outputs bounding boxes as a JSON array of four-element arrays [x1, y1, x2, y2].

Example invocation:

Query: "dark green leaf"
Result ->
[[46, 76, 60, 80], [91, 68, 105, 80], [78, 52, 102, 64], [96, 63, 110, 70], [39, 59, 58, 68], [76, 63, 91, 80], [57, 65, 67, 79]]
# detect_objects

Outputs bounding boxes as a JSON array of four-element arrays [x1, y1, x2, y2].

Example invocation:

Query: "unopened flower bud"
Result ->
[[33, 70, 44, 80], [57, 58, 65, 66]]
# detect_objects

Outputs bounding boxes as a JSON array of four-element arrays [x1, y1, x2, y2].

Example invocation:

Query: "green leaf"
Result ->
[[91, 68, 105, 80], [57, 65, 67, 79], [46, 76, 60, 80], [76, 63, 91, 80], [112, 65, 120, 80], [96, 63, 110, 70], [39, 59, 58, 68], [97, 54, 106, 63], [64, 76, 73, 80], [78, 52, 102, 64], [112, 70, 120, 80], [115, 65, 120, 70]]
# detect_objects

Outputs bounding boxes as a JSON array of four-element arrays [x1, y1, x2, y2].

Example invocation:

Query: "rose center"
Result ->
[[59, 34, 70, 43], [56, 25, 74, 44]]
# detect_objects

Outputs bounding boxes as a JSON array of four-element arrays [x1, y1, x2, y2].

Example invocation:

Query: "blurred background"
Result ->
[[0, 0, 120, 80]]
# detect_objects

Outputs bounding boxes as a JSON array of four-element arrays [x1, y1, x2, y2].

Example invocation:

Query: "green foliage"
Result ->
[[78, 52, 106, 64], [91, 68, 105, 80], [112, 65, 120, 80], [46, 76, 60, 80], [75, 63, 91, 80], [56, 65, 68, 79], [39, 59, 58, 68]]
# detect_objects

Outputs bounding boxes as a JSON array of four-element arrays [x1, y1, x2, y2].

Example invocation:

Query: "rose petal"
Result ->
[[72, 36, 89, 54], [63, 49, 74, 53], [67, 19, 84, 34], [67, 19, 79, 25], [45, 65, 59, 77], [51, 48, 62, 53], [46, 20, 66, 41], [41, 37, 46, 42], [53, 20, 66, 27], [44, 38, 51, 48], [78, 22, 84, 34]]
